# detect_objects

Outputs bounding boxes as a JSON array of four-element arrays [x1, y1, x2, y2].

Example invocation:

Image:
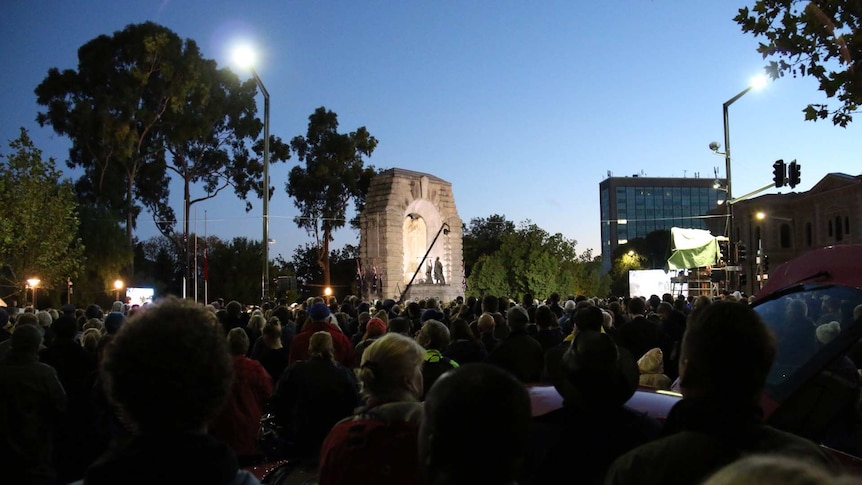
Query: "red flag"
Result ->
[[203, 247, 209, 281]]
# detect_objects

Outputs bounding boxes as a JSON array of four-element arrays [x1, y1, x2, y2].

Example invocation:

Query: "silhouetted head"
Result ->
[[420, 363, 531, 485], [679, 301, 775, 402]]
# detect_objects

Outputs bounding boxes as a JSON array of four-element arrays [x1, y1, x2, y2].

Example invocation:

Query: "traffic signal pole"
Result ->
[[726, 183, 779, 206]]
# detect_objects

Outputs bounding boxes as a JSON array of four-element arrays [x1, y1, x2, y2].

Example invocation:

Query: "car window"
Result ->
[[756, 286, 862, 399], [754, 286, 862, 454]]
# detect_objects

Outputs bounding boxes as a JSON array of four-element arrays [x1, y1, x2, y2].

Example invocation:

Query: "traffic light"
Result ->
[[762, 254, 770, 273], [788, 160, 801, 188], [772, 159, 786, 188], [739, 273, 747, 287], [737, 242, 747, 262]]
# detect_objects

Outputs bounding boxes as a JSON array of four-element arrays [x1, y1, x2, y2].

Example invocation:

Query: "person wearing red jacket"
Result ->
[[209, 328, 273, 467], [289, 303, 354, 368]]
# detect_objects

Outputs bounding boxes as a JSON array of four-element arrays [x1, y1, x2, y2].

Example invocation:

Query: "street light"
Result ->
[[711, 74, 768, 240], [26, 278, 40, 308], [233, 45, 271, 304], [114, 279, 124, 301]]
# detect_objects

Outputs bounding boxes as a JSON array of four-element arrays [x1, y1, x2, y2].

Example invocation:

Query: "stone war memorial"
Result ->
[[359, 168, 464, 304]]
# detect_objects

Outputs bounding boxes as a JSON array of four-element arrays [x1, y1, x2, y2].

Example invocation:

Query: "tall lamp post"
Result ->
[[713, 74, 767, 241], [233, 46, 271, 304]]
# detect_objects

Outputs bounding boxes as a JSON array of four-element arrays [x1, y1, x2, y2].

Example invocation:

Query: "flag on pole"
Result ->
[[203, 246, 209, 281]]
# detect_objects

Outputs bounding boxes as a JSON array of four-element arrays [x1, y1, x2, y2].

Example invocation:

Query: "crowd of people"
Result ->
[[0, 289, 859, 484]]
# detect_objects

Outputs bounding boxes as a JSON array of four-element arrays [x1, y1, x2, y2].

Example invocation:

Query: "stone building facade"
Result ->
[[359, 168, 464, 303], [732, 173, 861, 295]]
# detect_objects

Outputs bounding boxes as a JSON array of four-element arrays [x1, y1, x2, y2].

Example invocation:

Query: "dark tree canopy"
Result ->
[[283, 242, 358, 302], [462, 214, 516, 278], [466, 220, 608, 300], [0, 129, 84, 301], [35, 21, 285, 267], [287, 106, 377, 287], [736, 1, 862, 126]]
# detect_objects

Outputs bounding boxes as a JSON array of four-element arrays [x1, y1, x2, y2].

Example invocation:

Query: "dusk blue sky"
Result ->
[[3, 1, 860, 263]]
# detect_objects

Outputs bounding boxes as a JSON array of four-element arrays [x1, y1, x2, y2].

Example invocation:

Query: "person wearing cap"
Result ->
[[528, 330, 660, 484], [0, 324, 67, 485], [353, 317, 387, 367], [606, 301, 836, 485], [289, 302, 354, 368]]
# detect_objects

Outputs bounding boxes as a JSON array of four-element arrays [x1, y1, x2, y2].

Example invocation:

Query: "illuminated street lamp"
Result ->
[[710, 74, 768, 239], [26, 278, 40, 308], [114, 279, 124, 301], [233, 45, 271, 304]]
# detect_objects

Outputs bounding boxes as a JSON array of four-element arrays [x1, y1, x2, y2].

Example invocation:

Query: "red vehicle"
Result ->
[[250, 245, 862, 482]]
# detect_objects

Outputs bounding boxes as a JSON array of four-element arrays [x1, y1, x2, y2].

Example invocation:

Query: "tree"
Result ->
[[568, 249, 612, 298], [466, 221, 586, 300], [284, 242, 360, 302], [609, 243, 647, 297], [287, 107, 378, 288], [35, 22, 183, 250], [135, 234, 184, 298], [156, 53, 290, 291], [0, 129, 84, 303], [75, 205, 134, 305], [735, 2, 862, 126], [35, 21, 283, 280], [462, 214, 515, 278]]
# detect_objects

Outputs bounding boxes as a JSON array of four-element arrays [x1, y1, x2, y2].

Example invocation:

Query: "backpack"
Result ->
[[317, 403, 424, 485]]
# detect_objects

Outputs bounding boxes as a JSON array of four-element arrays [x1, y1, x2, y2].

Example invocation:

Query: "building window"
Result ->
[[805, 222, 812, 247], [836, 217, 843, 241], [845, 216, 850, 235], [780, 224, 792, 249]]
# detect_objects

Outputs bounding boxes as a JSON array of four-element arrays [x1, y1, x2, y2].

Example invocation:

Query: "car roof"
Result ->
[[754, 245, 862, 303]]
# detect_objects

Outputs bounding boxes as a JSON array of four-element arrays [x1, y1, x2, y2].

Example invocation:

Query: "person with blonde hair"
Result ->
[[244, 313, 266, 355], [318, 333, 425, 484], [82, 318, 105, 336], [80, 327, 103, 355]]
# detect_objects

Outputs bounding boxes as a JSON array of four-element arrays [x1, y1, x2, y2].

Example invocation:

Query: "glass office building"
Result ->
[[600, 176, 725, 271]]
